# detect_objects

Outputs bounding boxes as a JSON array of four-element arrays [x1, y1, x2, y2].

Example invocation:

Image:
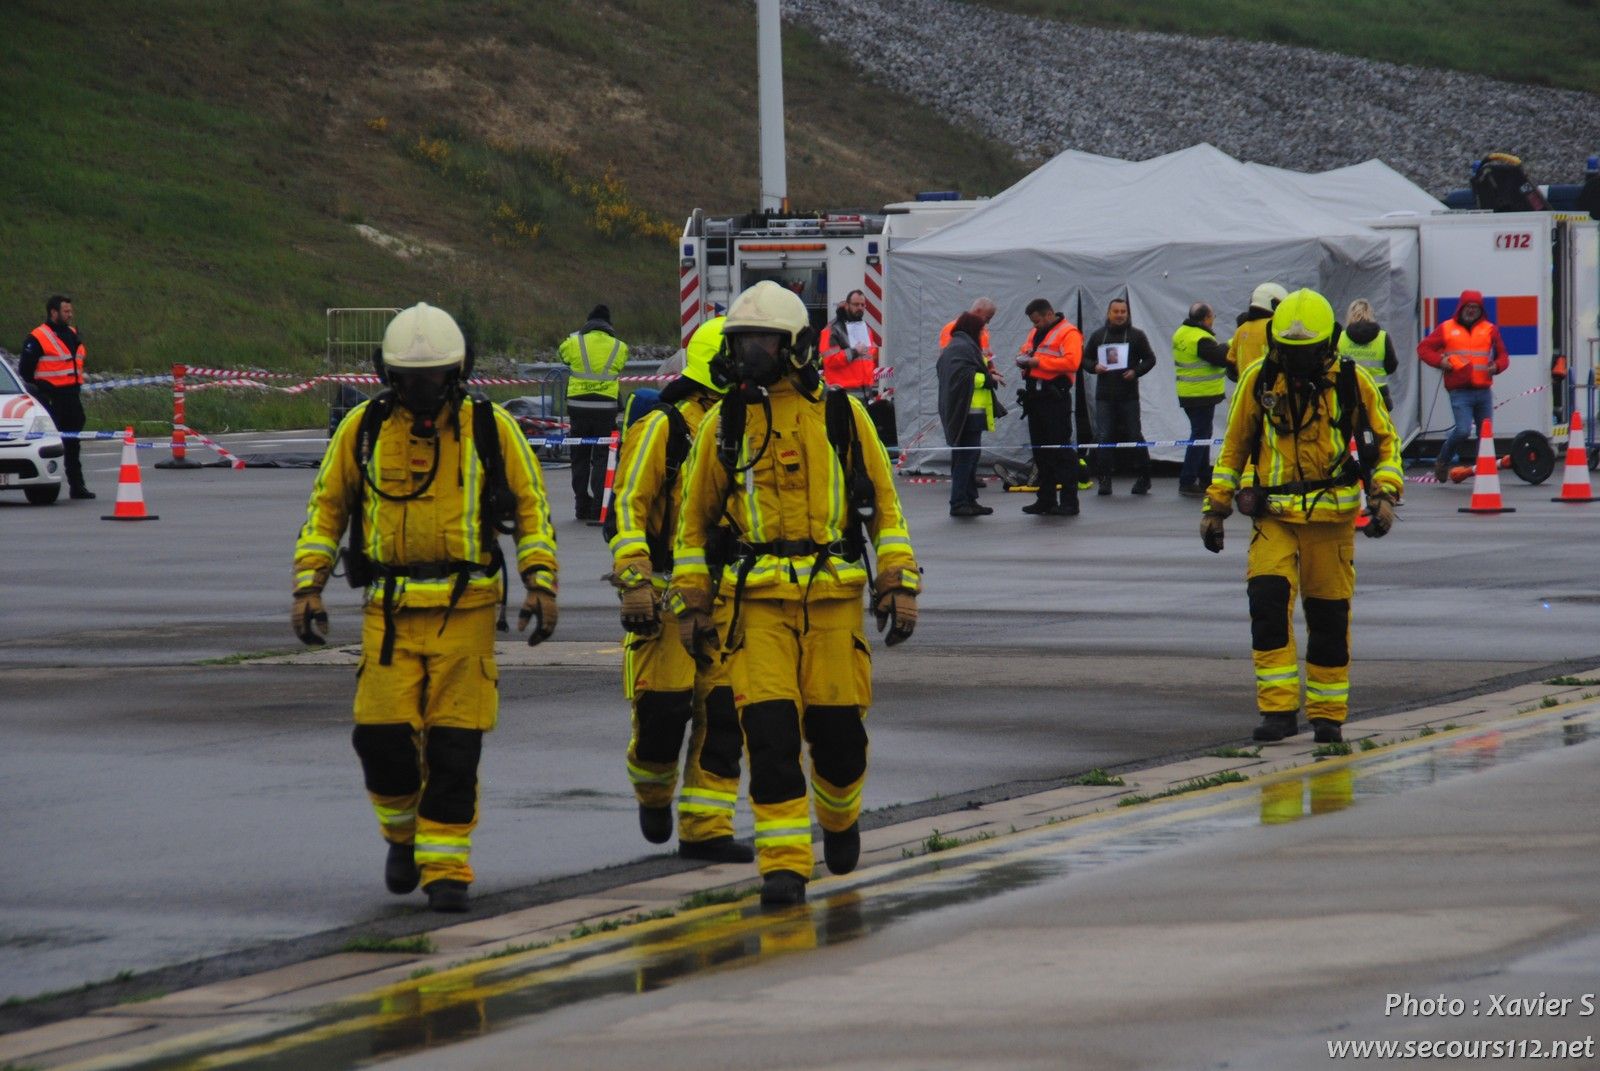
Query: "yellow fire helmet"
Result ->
[[682, 315, 728, 394], [382, 302, 466, 371], [1270, 288, 1336, 346], [724, 280, 809, 345]]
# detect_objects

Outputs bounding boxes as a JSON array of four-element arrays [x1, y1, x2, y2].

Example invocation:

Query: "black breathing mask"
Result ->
[[1280, 342, 1332, 384], [728, 333, 788, 390], [391, 371, 457, 437]]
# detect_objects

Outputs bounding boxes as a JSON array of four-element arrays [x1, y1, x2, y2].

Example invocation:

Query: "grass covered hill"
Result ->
[[0, 1, 1024, 372]]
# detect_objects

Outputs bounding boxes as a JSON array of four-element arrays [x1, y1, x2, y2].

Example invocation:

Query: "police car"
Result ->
[[0, 356, 66, 504]]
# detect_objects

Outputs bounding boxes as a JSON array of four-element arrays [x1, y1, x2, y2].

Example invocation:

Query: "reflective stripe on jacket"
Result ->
[[1337, 329, 1388, 388], [560, 329, 628, 400], [29, 325, 84, 387], [294, 398, 558, 607], [1206, 362, 1402, 524], [1020, 317, 1081, 382], [1172, 324, 1225, 401], [971, 372, 994, 431], [672, 380, 916, 602], [1439, 320, 1497, 389], [609, 392, 715, 585]]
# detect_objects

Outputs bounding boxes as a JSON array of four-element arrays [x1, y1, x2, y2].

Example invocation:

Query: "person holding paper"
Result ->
[[820, 290, 880, 394], [1082, 297, 1157, 496]]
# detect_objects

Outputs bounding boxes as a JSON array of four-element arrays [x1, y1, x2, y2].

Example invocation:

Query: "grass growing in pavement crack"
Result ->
[[1312, 742, 1354, 757], [1540, 696, 1561, 708], [344, 935, 434, 955], [408, 967, 436, 980], [1546, 676, 1600, 686], [197, 649, 299, 665], [1359, 737, 1382, 751], [1075, 768, 1126, 786], [1118, 771, 1249, 807], [677, 886, 757, 911], [569, 907, 676, 939], [902, 828, 995, 858], [1207, 746, 1263, 759]]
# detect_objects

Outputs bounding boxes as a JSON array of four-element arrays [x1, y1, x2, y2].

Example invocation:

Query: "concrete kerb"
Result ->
[[5, 655, 1599, 1062]]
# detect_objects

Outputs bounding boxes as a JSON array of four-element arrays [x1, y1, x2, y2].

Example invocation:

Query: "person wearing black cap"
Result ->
[[558, 304, 630, 521]]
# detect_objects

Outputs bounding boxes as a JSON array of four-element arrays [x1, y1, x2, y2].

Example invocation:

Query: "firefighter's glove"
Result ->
[[1200, 508, 1229, 554], [517, 569, 559, 646], [667, 588, 718, 666], [872, 568, 921, 648], [611, 562, 659, 636], [1363, 493, 1397, 539], [291, 569, 330, 645]]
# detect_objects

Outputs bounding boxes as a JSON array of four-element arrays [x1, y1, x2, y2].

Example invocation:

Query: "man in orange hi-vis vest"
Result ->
[[20, 294, 92, 498], [1014, 297, 1083, 516]]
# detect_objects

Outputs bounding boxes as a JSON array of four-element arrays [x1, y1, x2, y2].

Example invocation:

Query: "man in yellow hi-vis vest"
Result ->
[[559, 304, 629, 522]]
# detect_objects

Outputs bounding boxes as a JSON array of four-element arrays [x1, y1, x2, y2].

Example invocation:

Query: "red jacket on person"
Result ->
[[1417, 289, 1509, 391], [820, 317, 880, 391]]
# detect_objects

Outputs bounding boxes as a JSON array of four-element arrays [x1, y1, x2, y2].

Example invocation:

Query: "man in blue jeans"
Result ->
[[1417, 289, 1509, 482], [1171, 302, 1231, 496]]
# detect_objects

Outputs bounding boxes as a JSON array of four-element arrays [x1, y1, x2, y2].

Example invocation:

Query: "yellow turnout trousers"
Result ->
[[1246, 518, 1355, 724], [729, 596, 873, 880], [624, 600, 743, 842], [352, 604, 499, 886]]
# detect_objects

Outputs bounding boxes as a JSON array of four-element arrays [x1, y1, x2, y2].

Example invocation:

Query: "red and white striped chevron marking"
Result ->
[[863, 255, 884, 339], [680, 261, 702, 349]]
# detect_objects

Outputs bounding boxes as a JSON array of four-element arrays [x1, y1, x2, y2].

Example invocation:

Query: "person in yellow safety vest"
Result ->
[[19, 294, 93, 498], [1172, 301, 1232, 497], [937, 311, 997, 517], [607, 316, 753, 864], [1225, 282, 1288, 381], [1337, 299, 1398, 411], [292, 302, 559, 913], [1200, 289, 1402, 746], [669, 280, 921, 908], [558, 304, 630, 523]]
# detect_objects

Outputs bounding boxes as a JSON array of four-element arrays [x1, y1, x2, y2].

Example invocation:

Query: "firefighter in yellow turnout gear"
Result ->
[[293, 303, 558, 913], [670, 281, 920, 908], [1201, 289, 1401, 745], [608, 316, 753, 864]]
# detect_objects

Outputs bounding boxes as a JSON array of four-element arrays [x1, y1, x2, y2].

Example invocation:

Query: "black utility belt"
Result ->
[[735, 538, 860, 562], [371, 561, 495, 581]]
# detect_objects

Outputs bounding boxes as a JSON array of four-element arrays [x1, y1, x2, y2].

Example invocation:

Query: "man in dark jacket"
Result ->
[[937, 313, 995, 517], [20, 294, 93, 498], [1082, 297, 1157, 495]]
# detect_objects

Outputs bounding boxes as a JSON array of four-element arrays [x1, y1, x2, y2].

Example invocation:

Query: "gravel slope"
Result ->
[[783, 0, 1600, 195]]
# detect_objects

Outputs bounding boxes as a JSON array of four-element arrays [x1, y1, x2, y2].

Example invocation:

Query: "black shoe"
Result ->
[[950, 503, 983, 517], [679, 836, 755, 863], [972, 502, 994, 515], [1097, 478, 1112, 496], [1310, 718, 1344, 744], [1050, 502, 1080, 516], [1252, 713, 1299, 742], [1131, 475, 1152, 496], [759, 870, 808, 907], [384, 841, 419, 894], [823, 823, 860, 875], [69, 486, 96, 500], [638, 804, 673, 844], [425, 879, 470, 913], [1178, 483, 1205, 498], [1021, 500, 1055, 515]]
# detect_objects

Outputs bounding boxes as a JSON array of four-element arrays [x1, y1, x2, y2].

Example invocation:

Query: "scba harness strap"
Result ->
[[1246, 350, 1372, 516], [341, 391, 519, 664]]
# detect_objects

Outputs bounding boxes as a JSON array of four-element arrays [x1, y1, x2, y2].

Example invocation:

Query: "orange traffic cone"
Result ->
[[1459, 419, 1514, 515], [102, 426, 160, 522], [1551, 409, 1598, 503]]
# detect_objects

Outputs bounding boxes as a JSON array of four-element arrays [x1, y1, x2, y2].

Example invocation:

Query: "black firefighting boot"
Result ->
[[823, 823, 861, 875], [385, 841, 419, 894], [759, 870, 808, 908], [425, 879, 470, 913], [1310, 718, 1344, 744], [1252, 712, 1299, 742], [639, 804, 673, 844], [679, 836, 755, 863]]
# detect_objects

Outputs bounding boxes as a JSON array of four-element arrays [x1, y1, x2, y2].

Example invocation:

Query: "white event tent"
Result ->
[[883, 144, 1444, 468]]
